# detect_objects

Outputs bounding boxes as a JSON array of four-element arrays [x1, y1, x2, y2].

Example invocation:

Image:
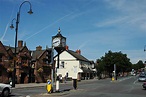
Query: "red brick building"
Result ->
[[0, 41, 13, 83], [0, 40, 32, 83], [31, 46, 52, 83], [0, 40, 52, 84]]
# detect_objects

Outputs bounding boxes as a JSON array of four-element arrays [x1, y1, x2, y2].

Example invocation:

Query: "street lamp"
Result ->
[[10, 1, 33, 87], [10, 18, 16, 29]]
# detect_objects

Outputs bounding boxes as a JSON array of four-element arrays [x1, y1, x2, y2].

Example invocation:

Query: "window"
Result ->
[[60, 61, 64, 68]]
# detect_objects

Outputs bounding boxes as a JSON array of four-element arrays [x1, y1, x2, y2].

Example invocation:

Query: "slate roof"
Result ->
[[31, 50, 45, 60], [31, 48, 52, 60], [4, 45, 24, 53], [66, 50, 90, 62]]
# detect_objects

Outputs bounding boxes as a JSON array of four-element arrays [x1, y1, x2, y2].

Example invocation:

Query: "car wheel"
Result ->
[[2, 89, 10, 97]]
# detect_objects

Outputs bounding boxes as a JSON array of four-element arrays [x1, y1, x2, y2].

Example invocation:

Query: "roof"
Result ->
[[4, 45, 24, 53], [31, 48, 52, 60], [31, 50, 45, 59], [66, 50, 90, 62]]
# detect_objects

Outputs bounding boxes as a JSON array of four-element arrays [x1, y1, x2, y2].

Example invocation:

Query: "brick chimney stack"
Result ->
[[65, 45, 69, 50], [36, 45, 42, 51], [18, 40, 23, 48], [76, 49, 81, 54]]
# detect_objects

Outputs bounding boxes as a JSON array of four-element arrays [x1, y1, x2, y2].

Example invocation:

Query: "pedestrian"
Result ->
[[64, 75, 67, 83]]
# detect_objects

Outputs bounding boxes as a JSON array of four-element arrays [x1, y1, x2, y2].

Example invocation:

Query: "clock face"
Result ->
[[52, 38, 60, 47]]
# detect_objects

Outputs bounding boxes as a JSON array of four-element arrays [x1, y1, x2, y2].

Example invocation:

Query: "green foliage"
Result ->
[[132, 60, 145, 70], [96, 50, 132, 75]]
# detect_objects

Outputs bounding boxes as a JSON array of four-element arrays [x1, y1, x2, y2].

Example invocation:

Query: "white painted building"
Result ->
[[54, 49, 96, 81]]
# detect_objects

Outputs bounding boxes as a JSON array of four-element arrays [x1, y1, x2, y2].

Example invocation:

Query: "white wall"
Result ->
[[56, 60, 79, 79], [55, 51, 80, 79]]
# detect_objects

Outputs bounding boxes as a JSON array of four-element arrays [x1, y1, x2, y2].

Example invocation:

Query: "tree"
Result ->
[[132, 60, 145, 70], [96, 50, 132, 77]]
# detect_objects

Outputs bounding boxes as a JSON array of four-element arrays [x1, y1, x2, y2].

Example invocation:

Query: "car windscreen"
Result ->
[[139, 76, 146, 78]]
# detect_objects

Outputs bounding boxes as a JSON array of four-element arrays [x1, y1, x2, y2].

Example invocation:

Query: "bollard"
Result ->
[[56, 76, 60, 92], [46, 80, 52, 93]]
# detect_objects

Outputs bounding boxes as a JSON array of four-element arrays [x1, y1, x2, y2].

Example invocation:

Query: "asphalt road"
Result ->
[[11, 76, 146, 97]]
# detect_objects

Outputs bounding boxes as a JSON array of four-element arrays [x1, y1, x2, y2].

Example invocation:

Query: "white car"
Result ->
[[138, 75, 146, 82], [0, 83, 12, 97]]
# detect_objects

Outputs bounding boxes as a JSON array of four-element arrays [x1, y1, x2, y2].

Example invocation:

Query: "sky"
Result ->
[[1, 0, 146, 64]]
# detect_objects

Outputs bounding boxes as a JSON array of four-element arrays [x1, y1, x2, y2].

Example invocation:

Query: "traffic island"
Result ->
[[39, 89, 71, 96]]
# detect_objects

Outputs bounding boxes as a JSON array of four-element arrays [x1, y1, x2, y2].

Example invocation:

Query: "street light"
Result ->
[[10, 18, 16, 29], [10, 1, 33, 87]]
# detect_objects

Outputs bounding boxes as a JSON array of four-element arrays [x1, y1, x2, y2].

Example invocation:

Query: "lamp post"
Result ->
[[10, 1, 33, 87]]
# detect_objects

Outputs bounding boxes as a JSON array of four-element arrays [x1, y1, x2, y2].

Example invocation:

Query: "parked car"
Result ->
[[138, 74, 146, 82], [142, 82, 146, 90], [0, 83, 12, 97]]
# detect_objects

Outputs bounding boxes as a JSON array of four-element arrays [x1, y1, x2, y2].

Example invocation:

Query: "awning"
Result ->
[[80, 67, 92, 73]]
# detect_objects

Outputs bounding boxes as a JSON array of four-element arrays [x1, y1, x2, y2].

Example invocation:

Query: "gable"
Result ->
[[7, 48, 13, 58], [59, 51, 76, 60], [31, 50, 44, 59], [0, 41, 9, 56], [19, 46, 28, 52], [67, 50, 90, 62]]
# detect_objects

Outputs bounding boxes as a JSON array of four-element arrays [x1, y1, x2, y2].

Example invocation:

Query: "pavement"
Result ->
[[14, 78, 99, 89], [13, 80, 79, 97], [15, 83, 47, 89]]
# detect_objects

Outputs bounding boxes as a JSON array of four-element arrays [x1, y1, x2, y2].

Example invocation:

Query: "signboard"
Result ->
[[72, 66, 78, 79]]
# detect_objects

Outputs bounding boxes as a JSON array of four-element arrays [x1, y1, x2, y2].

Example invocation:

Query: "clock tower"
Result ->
[[52, 28, 66, 52], [52, 28, 67, 91]]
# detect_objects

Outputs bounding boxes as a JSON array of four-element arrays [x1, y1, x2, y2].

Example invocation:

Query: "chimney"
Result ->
[[18, 40, 23, 48], [36, 45, 42, 51], [76, 49, 81, 54], [65, 45, 69, 50]]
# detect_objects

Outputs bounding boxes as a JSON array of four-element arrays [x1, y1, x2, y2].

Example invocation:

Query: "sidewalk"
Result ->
[[14, 79, 97, 89], [15, 83, 47, 89]]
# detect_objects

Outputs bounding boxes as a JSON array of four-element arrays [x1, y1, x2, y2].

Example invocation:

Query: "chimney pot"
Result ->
[[65, 45, 69, 50], [76, 49, 81, 54], [36, 46, 42, 51], [18, 40, 23, 48]]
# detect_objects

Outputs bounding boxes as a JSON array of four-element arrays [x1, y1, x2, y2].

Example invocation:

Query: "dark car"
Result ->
[[142, 82, 146, 90]]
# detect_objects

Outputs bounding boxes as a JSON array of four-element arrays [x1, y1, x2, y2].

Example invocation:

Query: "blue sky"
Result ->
[[1, 0, 146, 64]]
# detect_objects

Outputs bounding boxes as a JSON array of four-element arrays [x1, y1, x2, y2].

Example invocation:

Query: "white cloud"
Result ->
[[95, 16, 130, 27], [100, 0, 146, 31], [123, 49, 146, 64]]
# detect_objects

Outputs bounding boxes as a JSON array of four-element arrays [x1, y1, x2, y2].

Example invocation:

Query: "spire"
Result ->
[[56, 27, 62, 37], [58, 27, 61, 34]]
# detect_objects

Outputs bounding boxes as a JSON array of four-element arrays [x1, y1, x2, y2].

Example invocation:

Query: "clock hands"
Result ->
[[53, 41, 59, 44]]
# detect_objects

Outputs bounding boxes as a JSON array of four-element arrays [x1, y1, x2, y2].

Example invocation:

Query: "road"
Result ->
[[11, 76, 146, 97]]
